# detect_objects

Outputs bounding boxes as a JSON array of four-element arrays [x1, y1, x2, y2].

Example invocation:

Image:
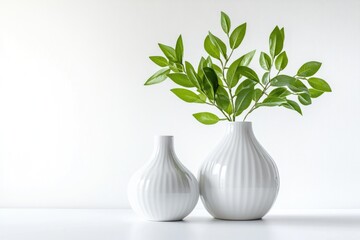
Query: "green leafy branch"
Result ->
[[144, 12, 331, 125]]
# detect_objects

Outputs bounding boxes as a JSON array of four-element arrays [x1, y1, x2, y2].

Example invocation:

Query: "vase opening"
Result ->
[[226, 121, 254, 135], [154, 135, 174, 145], [229, 121, 252, 124]]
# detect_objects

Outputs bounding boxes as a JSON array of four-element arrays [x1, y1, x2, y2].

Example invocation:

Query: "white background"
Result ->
[[0, 0, 359, 209]]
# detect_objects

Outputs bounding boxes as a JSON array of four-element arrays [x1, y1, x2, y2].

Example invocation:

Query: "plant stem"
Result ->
[[182, 63, 231, 121], [205, 101, 231, 121], [229, 88, 236, 121], [226, 50, 236, 121], [221, 48, 236, 121], [243, 107, 255, 121], [243, 64, 278, 121], [181, 43, 235, 122], [243, 82, 270, 121], [213, 102, 231, 121]]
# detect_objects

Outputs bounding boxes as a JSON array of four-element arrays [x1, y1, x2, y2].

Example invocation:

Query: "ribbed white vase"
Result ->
[[199, 122, 279, 220], [128, 136, 199, 221]]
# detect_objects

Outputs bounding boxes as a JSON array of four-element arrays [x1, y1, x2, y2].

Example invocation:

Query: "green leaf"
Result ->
[[212, 64, 223, 81], [202, 67, 219, 100], [193, 112, 220, 125], [198, 93, 207, 102], [203, 67, 218, 88], [158, 43, 177, 62], [235, 79, 256, 95], [226, 58, 241, 87], [208, 32, 227, 59], [221, 12, 231, 34], [289, 80, 309, 93], [309, 88, 324, 98], [239, 50, 256, 66], [149, 56, 168, 67], [308, 77, 331, 92], [235, 87, 254, 116], [269, 26, 284, 57], [168, 61, 182, 72], [283, 99, 302, 115], [298, 93, 312, 105], [144, 69, 170, 85], [185, 61, 201, 88], [297, 61, 322, 77], [168, 73, 194, 87], [230, 23, 246, 49], [269, 87, 291, 98], [226, 50, 256, 88], [253, 88, 263, 101], [171, 88, 204, 103], [256, 97, 287, 107], [197, 57, 213, 82], [205, 56, 213, 67], [280, 27, 285, 41], [175, 35, 184, 63], [262, 72, 270, 85], [204, 35, 220, 59], [271, 75, 296, 87], [197, 57, 206, 78], [237, 66, 259, 82], [275, 51, 288, 71], [215, 86, 230, 111], [225, 104, 232, 115], [271, 75, 308, 93], [259, 52, 272, 71]]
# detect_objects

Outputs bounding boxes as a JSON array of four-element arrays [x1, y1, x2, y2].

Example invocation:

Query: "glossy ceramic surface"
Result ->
[[128, 136, 199, 221], [199, 122, 279, 220]]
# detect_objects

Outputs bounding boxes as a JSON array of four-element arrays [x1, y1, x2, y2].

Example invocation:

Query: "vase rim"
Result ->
[[227, 121, 252, 124], [154, 135, 174, 138]]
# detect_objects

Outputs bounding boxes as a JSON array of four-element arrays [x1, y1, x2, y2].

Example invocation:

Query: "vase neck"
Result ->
[[226, 122, 255, 137], [152, 136, 176, 159]]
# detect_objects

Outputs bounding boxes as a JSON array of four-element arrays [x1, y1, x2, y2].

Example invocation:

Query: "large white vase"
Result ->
[[128, 136, 199, 221], [199, 122, 279, 220]]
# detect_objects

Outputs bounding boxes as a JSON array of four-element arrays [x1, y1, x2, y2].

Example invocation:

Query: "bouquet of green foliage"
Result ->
[[145, 12, 331, 124]]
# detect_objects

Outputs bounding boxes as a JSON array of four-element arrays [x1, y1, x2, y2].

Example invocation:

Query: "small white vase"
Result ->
[[128, 136, 199, 221], [199, 122, 279, 220]]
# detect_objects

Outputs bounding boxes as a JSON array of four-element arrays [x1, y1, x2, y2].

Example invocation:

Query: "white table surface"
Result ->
[[1, 209, 359, 240]]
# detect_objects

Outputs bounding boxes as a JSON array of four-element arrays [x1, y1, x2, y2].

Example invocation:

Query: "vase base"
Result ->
[[145, 218, 184, 222], [213, 217, 263, 221]]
